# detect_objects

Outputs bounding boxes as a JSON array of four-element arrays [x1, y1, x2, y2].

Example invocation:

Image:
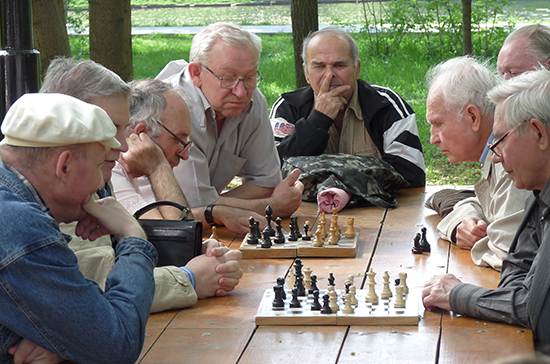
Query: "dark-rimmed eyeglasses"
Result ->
[[200, 63, 263, 89], [487, 119, 528, 157], [153, 119, 193, 157]]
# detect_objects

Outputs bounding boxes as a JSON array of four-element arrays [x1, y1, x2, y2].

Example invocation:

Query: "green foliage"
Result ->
[[359, 0, 516, 60]]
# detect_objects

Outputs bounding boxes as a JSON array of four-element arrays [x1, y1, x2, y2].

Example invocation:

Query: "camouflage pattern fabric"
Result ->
[[282, 154, 410, 209]]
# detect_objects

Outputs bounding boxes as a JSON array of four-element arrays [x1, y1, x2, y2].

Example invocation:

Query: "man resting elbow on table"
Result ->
[[425, 56, 530, 271], [41, 58, 241, 314], [423, 69, 550, 354], [152, 23, 304, 228]]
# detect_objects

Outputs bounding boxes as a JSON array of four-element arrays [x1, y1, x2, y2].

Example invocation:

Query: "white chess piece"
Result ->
[[349, 285, 358, 306], [394, 285, 406, 308], [399, 272, 409, 294], [343, 293, 354, 314], [365, 269, 379, 304], [381, 271, 392, 299], [344, 217, 355, 238], [329, 289, 339, 312]]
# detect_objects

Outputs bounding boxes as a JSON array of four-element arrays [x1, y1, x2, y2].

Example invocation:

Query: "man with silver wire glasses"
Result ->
[[153, 23, 304, 230]]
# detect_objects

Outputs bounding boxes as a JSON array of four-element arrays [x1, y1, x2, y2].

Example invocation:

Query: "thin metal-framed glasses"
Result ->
[[153, 119, 193, 157], [487, 119, 528, 157], [200, 63, 263, 89]]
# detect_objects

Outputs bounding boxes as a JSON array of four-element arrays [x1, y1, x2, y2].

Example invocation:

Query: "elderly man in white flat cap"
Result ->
[[0, 93, 157, 364]]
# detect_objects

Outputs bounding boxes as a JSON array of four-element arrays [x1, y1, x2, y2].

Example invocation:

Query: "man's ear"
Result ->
[[188, 62, 203, 88], [303, 63, 311, 85], [531, 118, 550, 151], [134, 122, 148, 135], [355, 60, 361, 80], [54, 150, 74, 182], [465, 104, 483, 132]]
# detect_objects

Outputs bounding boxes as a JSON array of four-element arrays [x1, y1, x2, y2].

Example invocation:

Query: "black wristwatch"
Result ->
[[204, 205, 217, 227]]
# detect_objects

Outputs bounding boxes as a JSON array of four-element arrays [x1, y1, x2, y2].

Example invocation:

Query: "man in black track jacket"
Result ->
[[270, 27, 425, 188]]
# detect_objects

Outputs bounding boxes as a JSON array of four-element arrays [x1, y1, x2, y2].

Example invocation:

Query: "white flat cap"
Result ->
[[1, 93, 120, 149]]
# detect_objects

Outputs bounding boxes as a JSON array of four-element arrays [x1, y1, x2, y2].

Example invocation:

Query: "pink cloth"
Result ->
[[317, 187, 352, 213]]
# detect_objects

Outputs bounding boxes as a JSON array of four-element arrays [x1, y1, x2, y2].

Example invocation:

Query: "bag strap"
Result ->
[[133, 200, 192, 220]]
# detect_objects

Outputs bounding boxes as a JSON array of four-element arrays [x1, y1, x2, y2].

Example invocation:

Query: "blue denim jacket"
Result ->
[[0, 160, 157, 364]]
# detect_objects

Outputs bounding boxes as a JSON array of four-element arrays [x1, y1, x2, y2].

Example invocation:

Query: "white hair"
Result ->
[[488, 68, 550, 130], [190, 23, 262, 64], [426, 56, 500, 120]]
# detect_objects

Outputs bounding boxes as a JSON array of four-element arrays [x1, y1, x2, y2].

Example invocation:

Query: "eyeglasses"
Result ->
[[200, 64, 263, 89], [153, 119, 193, 157], [487, 119, 528, 157]]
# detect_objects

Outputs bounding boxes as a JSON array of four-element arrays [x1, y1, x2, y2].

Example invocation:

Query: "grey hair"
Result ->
[[505, 24, 550, 66], [190, 22, 262, 64], [426, 56, 500, 120], [0, 144, 87, 170], [488, 68, 550, 130], [40, 57, 131, 102], [302, 27, 359, 70], [128, 79, 187, 138]]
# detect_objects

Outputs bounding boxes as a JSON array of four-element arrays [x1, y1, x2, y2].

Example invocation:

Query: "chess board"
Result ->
[[239, 232, 358, 259], [255, 287, 420, 326]]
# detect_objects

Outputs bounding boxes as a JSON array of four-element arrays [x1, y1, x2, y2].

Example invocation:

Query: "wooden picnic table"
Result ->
[[138, 186, 533, 363]]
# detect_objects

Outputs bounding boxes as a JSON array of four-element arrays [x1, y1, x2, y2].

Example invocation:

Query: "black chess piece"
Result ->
[[261, 231, 272, 249], [328, 273, 335, 287], [420, 227, 431, 252], [308, 274, 319, 295], [288, 218, 298, 241], [295, 276, 306, 297], [277, 277, 286, 299], [294, 259, 303, 278], [292, 216, 302, 239], [320, 294, 332, 314], [247, 217, 258, 245], [253, 220, 261, 239], [411, 233, 423, 254], [272, 284, 285, 310], [289, 287, 301, 308], [262, 205, 276, 237], [310, 290, 321, 311], [302, 222, 311, 241], [274, 217, 286, 244]]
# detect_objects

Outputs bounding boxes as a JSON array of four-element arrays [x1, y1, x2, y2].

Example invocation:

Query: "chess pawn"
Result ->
[[381, 271, 392, 299], [329, 289, 339, 312], [303, 267, 312, 291], [328, 225, 339, 245], [309, 274, 319, 296], [321, 294, 332, 314], [399, 272, 409, 294], [344, 217, 355, 238], [210, 226, 219, 241], [310, 290, 322, 311], [420, 227, 431, 252], [277, 277, 286, 299], [394, 285, 406, 308], [346, 274, 355, 286], [349, 285, 358, 306], [302, 221, 312, 241], [342, 293, 354, 314]]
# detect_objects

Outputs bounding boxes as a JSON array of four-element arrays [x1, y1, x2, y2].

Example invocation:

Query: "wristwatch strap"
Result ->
[[204, 205, 217, 227]]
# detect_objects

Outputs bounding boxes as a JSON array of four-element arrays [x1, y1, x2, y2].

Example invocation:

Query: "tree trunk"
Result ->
[[89, 0, 132, 81], [462, 0, 472, 55], [290, 0, 318, 89], [32, 0, 71, 79]]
